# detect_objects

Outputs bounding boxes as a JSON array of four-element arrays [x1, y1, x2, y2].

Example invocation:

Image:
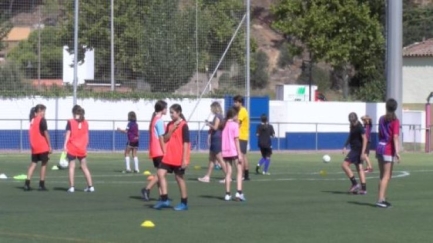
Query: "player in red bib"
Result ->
[[153, 104, 190, 211], [141, 100, 168, 201], [24, 104, 52, 191], [63, 105, 94, 193]]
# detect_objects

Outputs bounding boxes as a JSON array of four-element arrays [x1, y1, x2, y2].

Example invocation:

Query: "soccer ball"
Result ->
[[322, 154, 331, 163], [58, 159, 69, 169]]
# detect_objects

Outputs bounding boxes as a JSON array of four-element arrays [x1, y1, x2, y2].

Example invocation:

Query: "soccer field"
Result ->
[[0, 152, 432, 243]]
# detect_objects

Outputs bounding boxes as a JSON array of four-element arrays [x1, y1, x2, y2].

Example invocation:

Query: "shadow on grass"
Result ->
[[321, 190, 350, 195], [53, 187, 69, 191], [199, 195, 225, 201], [129, 196, 144, 201], [145, 204, 173, 209], [347, 201, 377, 208]]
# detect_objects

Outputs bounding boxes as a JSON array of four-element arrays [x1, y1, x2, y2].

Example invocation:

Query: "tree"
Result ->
[[251, 50, 269, 89], [8, 26, 63, 79], [201, 0, 246, 71], [0, 11, 12, 51], [272, 0, 385, 100], [0, 61, 25, 92], [138, 0, 196, 92], [403, 5, 433, 46]]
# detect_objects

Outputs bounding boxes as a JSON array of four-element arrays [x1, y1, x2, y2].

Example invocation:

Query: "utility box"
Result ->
[[276, 84, 318, 102]]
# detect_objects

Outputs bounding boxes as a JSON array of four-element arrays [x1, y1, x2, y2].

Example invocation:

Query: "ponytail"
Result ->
[[29, 107, 36, 121], [385, 111, 396, 122], [179, 113, 186, 121], [385, 98, 398, 122], [149, 112, 157, 131], [222, 107, 237, 130]]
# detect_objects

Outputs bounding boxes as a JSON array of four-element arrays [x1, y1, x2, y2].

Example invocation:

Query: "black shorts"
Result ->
[[239, 140, 248, 154], [159, 162, 185, 175], [209, 138, 222, 154], [152, 156, 163, 168], [31, 152, 49, 163], [260, 147, 272, 158], [67, 153, 86, 162], [344, 150, 362, 164], [127, 141, 139, 148]]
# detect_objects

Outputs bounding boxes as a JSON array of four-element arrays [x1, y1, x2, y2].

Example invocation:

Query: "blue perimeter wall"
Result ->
[[1, 130, 378, 151]]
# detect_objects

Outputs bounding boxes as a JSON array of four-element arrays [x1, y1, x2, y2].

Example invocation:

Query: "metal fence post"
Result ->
[[277, 123, 280, 151], [20, 119, 23, 152], [315, 123, 318, 150], [413, 125, 416, 152], [198, 121, 201, 151], [112, 121, 116, 152]]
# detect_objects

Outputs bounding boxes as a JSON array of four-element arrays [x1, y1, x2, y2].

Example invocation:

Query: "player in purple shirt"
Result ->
[[117, 111, 140, 173], [361, 115, 373, 173]]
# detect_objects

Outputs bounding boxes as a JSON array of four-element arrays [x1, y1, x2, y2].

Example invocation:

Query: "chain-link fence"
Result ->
[[0, 0, 248, 100]]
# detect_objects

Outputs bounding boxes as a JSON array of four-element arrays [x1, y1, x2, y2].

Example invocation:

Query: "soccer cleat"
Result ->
[[376, 200, 392, 208], [262, 171, 271, 175], [67, 187, 75, 193], [349, 184, 360, 193], [84, 186, 95, 192], [173, 203, 188, 211], [358, 190, 367, 195], [219, 178, 233, 184], [38, 186, 48, 191], [377, 201, 391, 207], [122, 170, 132, 174], [255, 166, 260, 174], [23, 185, 31, 191], [142, 188, 150, 201], [198, 177, 210, 183], [235, 192, 246, 202], [153, 200, 171, 210], [133, 170, 140, 173], [224, 194, 232, 201]]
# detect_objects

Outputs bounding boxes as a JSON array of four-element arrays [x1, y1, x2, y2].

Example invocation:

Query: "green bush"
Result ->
[[277, 43, 293, 68], [0, 62, 26, 92], [251, 51, 269, 89]]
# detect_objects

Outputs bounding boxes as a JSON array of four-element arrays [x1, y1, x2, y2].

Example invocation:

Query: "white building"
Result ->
[[403, 38, 433, 104]]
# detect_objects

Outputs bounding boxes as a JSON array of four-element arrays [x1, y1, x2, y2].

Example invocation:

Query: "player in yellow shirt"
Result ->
[[233, 95, 250, 180]]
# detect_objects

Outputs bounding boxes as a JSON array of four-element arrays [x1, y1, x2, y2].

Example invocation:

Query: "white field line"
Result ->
[[0, 171, 411, 184]]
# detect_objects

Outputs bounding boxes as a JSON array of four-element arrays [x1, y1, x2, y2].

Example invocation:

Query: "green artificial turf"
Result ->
[[0, 152, 432, 243]]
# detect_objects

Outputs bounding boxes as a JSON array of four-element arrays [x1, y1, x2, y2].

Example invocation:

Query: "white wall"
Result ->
[[0, 98, 425, 143], [403, 57, 433, 103], [0, 97, 223, 131], [269, 101, 386, 136]]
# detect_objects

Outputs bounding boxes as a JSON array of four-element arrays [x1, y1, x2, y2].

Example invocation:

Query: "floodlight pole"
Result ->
[[386, 0, 403, 148], [73, 0, 79, 105], [110, 0, 115, 91], [246, 0, 251, 111]]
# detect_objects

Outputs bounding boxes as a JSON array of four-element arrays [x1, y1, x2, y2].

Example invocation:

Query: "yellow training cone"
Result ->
[[194, 165, 201, 170], [319, 170, 327, 176], [143, 171, 151, 176], [141, 220, 155, 228]]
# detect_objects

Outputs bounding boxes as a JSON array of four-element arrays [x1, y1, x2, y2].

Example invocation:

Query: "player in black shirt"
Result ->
[[342, 112, 367, 194], [255, 114, 275, 175]]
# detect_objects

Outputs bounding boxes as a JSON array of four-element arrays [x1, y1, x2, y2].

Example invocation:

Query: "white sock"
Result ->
[[125, 157, 131, 171], [134, 157, 139, 171]]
